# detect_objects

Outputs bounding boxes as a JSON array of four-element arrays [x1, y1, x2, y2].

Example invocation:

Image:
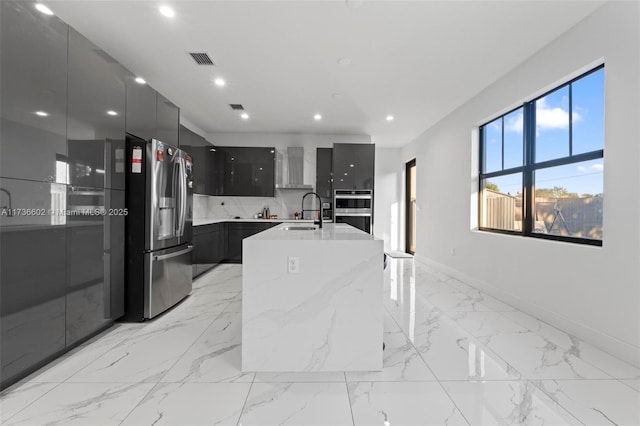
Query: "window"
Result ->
[[479, 65, 604, 245]]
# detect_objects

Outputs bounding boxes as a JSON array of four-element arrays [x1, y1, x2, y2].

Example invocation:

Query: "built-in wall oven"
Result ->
[[334, 189, 373, 233]]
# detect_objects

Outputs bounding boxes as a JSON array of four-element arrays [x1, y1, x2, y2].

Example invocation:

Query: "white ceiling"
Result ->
[[49, 0, 605, 148]]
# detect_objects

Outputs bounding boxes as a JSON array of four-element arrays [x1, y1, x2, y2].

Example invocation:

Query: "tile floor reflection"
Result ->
[[1, 259, 638, 425]]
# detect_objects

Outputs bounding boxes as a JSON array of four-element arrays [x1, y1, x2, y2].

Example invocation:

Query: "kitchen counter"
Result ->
[[241, 223, 384, 372], [0, 221, 105, 233], [193, 218, 314, 226]]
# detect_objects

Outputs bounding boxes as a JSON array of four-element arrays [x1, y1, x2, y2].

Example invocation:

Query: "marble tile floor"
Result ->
[[1, 260, 638, 425]]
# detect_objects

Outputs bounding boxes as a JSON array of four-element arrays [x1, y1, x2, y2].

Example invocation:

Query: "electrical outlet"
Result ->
[[288, 256, 300, 274]]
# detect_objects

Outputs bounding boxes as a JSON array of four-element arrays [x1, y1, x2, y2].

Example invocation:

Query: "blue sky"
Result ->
[[484, 68, 604, 197]]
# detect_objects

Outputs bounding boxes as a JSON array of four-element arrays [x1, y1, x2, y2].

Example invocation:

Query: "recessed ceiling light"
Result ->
[[35, 111, 49, 117], [270, 150, 275, 153], [106, 110, 118, 116], [337, 57, 351, 66], [214, 78, 226, 87], [344, 172, 348, 176], [241, 113, 249, 120], [35, 3, 54, 15], [386, 115, 395, 121], [349, 164, 354, 167], [314, 114, 322, 121], [159, 5, 175, 18], [135, 77, 146, 84], [210, 148, 216, 152], [259, 167, 263, 171]]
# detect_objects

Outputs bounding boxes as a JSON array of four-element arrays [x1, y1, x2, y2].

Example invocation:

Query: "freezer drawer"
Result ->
[[144, 244, 193, 319]]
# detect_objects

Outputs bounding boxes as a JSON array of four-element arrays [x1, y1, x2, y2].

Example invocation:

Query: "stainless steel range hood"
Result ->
[[276, 147, 313, 190]]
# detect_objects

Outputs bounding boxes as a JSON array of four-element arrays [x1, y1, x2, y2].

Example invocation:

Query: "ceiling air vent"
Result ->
[[188, 52, 215, 65], [229, 104, 244, 111]]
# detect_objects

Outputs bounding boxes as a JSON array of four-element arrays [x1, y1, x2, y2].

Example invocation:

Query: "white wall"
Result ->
[[373, 148, 403, 251], [402, 2, 640, 366], [195, 132, 370, 220]]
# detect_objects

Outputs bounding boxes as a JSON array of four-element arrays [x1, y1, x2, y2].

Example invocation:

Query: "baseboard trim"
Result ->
[[414, 254, 640, 368]]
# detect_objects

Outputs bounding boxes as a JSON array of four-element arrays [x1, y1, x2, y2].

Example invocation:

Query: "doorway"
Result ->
[[405, 158, 416, 254]]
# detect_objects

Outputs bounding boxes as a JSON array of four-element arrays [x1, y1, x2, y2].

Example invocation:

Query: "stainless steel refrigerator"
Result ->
[[124, 136, 193, 321]]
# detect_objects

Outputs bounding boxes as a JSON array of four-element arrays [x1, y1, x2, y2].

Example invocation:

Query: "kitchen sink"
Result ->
[[280, 226, 318, 231]]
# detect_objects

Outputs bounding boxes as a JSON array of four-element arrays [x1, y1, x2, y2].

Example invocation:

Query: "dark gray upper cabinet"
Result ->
[[179, 124, 192, 152], [333, 143, 375, 190], [218, 147, 276, 197], [181, 126, 219, 196], [0, 1, 68, 183], [316, 148, 333, 201], [67, 28, 127, 190], [190, 133, 212, 195], [188, 145, 276, 197], [125, 82, 179, 146], [156, 93, 179, 147], [125, 78, 157, 141], [209, 147, 226, 196]]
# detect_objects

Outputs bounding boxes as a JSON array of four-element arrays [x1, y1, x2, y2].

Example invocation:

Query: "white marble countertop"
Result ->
[[246, 222, 378, 241], [193, 218, 314, 226]]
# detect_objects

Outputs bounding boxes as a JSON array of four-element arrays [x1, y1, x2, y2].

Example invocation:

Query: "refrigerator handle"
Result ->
[[153, 245, 193, 261], [176, 155, 187, 237], [173, 158, 181, 237]]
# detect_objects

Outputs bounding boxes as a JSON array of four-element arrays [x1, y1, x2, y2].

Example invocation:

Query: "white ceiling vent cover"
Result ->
[[188, 52, 215, 65]]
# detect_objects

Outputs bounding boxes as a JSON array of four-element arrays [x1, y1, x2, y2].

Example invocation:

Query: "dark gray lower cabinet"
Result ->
[[0, 179, 125, 389], [226, 222, 278, 264], [192, 221, 278, 274], [226, 223, 252, 263], [0, 226, 66, 387], [66, 219, 107, 345], [0, 180, 67, 389], [192, 233, 203, 278], [193, 223, 226, 278], [65, 188, 124, 345], [106, 190, 126, 320]]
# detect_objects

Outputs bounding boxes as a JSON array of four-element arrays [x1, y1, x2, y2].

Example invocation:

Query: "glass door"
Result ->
[[405, 159, 416, 254]]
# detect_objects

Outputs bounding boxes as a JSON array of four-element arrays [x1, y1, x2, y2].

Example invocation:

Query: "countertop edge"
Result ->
[[193, 218, 315, 226]]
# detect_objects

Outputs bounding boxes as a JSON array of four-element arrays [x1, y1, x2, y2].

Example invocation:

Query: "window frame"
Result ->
[[478, 65, 604, 247]]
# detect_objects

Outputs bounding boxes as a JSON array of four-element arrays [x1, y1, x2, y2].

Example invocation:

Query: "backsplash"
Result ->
[[194, 190, 322, 221]]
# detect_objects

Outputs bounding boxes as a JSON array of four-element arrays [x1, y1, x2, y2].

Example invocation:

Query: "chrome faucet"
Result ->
[[301, 192, 323, 229]]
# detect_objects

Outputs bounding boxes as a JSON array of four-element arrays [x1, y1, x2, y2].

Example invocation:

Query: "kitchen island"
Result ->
[[242, 223, 383, 372]]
